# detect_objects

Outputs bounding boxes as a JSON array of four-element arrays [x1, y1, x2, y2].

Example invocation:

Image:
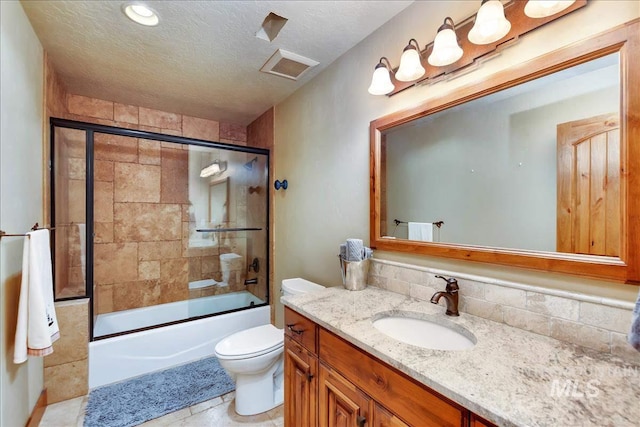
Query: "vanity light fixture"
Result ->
[[200, 160, 227, 178], [468, 0, 511, 45], [524, 0, 576, 18], [368, 57, 395, 95], [122, 2, 159, 26], [395, 39, 426, 82], [428, 17, 464, 67], [368, 0, 585, 96]]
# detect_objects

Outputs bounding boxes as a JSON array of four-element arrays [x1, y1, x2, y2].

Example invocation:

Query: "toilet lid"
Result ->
[[215, 324, 284, 359]]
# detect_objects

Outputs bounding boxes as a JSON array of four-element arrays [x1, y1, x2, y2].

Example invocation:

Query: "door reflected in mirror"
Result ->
[[382, 53, 620, 256]]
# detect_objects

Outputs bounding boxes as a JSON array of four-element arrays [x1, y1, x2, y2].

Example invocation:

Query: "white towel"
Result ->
[[408, 222, 433, 242], [13, 229, 60, 364]]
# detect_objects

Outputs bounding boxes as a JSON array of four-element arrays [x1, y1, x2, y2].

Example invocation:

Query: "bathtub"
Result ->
[[89, 291, 269, 388]]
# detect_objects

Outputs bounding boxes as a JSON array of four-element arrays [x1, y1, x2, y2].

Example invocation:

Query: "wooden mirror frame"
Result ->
[[370, 21, 640, 283]]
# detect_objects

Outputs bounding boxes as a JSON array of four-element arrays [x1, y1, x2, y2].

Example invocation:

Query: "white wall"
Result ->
[[273, 1, 640, 327], [0, 1, 45, 426]]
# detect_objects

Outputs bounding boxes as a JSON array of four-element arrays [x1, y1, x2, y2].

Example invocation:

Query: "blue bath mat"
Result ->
[[84, 356, 234, 427]]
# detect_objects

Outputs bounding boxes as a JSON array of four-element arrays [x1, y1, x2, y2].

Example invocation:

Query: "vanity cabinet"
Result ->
[[285, 336, 318, 427], [285, 307, 319, 427], [470, 414, 495, 427], [372, 403, 409, 427], [319, 364, 371, 427], [319, 329, 467, 427], [284, 306, 497, 427]]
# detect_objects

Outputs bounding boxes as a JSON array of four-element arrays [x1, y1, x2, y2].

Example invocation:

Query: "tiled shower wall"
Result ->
[[368, 259, 640, 364], [56, 94, 263, 314]]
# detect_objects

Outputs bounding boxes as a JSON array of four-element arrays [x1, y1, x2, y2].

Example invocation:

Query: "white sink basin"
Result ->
[[373, 314, 476, 351]]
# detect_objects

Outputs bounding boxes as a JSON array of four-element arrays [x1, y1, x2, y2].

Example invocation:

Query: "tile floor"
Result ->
[[39, 391, 284, 427]]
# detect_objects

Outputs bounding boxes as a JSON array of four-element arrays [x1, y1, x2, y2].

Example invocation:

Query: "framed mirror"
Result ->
[[209, 177, 229, 225], [370, 22, 640, 283]]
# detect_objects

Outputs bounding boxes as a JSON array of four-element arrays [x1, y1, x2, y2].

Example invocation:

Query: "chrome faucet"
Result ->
[[430, 275, 459, 316]]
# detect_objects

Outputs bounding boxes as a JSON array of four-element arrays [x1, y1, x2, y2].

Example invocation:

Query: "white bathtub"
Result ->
[[89, 291, 269, 388]]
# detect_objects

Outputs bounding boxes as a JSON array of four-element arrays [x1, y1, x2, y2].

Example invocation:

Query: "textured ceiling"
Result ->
[[21, 0, 413, 125]]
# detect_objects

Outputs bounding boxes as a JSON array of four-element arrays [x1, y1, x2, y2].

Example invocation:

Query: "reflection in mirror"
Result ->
[[209, 177, 229, 226], [383, 53, 619, 256]]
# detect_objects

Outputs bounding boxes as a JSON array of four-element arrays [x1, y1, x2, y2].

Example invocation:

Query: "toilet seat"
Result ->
[[215, 324, 283, 360]]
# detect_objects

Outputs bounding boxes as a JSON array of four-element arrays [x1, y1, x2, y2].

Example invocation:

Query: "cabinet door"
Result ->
[[319, 364, 371, 427], [471, 413, 498, 427], [285, 336, 318, 427], [320, 329, 467, 427], [372, 402, 409, 427]]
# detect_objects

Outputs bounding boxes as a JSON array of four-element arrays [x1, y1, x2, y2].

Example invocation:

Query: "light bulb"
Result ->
[[368, 60, 395, 96], [396, 40, 425, 82], [468, 0, 511, 45], [428, 18, 463, 67], [524, 0, 576, 18]]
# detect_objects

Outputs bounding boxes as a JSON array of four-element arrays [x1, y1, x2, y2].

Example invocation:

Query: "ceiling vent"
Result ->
[[255, 12, 288, 42], [260, 49, 319, 81]]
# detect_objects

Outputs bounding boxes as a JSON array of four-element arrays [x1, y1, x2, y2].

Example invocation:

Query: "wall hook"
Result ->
[[274, 179, 288, 190]]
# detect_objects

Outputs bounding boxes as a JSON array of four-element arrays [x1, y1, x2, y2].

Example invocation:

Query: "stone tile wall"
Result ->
[[60, 94, 258, 314], [368, 259, 640, 364], [44, 300, 89, 404]]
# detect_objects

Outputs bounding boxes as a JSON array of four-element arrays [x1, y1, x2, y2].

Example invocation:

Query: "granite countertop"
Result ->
[[282, 286, 640, 427]]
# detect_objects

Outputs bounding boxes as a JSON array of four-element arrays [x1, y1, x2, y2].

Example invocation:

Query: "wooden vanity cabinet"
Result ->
[[285, 307, 319, 427], [285, 336, 318, 427], [372, 403, 410, 427], [284, 307, 497, 427], [319, 329, 467, 427], [319, 364, 371, 427], [470, 414, 496, 427]]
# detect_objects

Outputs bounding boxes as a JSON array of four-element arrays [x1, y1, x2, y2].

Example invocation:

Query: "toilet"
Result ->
[[214, 277, 325, 415]]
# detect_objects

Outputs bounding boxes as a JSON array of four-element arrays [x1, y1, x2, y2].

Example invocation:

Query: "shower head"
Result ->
[[244, 157, 258, 171]]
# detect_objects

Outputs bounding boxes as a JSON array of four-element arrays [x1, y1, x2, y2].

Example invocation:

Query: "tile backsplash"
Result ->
[[368, 259, 640, 364]]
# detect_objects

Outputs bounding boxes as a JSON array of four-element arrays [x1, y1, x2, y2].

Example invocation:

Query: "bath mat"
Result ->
[[84, 356, 234, 427]]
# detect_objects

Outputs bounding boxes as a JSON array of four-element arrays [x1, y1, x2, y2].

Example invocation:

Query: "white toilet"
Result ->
[[214, 278, 324, 415]]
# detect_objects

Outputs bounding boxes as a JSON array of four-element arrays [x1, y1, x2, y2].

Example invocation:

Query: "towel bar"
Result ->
[[394, 219, 444, 228], [0, 223, 55, 240]]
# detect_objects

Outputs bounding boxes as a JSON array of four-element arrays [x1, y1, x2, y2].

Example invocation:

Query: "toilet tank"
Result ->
[[281, 278, 325, 297]]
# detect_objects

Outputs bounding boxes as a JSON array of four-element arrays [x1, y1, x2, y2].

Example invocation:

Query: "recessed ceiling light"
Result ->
[[122, 2, 159, 26]]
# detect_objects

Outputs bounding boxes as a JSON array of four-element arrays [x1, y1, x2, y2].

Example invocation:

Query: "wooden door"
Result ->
[[557, 113, 620, 256], [319, 364, 371, 427], [285, 336, 318, 427]]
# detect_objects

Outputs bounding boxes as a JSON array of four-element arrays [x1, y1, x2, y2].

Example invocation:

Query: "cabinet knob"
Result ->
[[306, 372, 314, 382], [357, 415, 366, 427], [287, 324, 304, 335]]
